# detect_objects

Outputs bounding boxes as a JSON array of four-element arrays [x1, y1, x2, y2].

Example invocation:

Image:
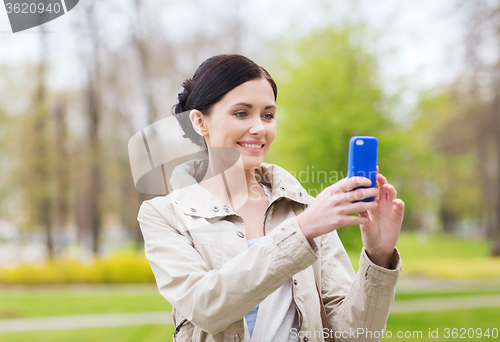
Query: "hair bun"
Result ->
[[176, 78, 193, 114]]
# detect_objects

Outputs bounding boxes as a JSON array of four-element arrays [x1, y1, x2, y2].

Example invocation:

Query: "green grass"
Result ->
[[382, 308, 500, 341], [395, 289, 500, 301], [346, 231, 500, 279], [0, 284, 171, 319], [0, 325, 176, 342], [395, 231, 490, 259], [0, 232, 498, 341], [0, 284, 499, 342], [1, 308, 498, 342]]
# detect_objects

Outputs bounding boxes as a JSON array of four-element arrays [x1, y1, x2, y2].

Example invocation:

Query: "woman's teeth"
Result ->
[[239, 143, 263, 148]]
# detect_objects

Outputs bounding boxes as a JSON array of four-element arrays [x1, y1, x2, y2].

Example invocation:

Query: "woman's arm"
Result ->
[[299, 168, 404, 341], [138, 198, 318, 335], [320, 230, 402, 342]]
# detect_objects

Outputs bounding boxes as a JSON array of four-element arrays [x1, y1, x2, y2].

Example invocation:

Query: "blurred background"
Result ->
[[1, 0, 499, 341]]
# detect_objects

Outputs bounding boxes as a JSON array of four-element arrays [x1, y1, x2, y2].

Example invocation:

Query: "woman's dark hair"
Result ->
[[172, 54, 278, 147]]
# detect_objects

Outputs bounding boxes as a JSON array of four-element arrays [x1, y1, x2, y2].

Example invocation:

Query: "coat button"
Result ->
[[236, 231, 244, 238], [299, 192, 303, 197], [234, 335, 241, 342], [293, 279, 298, 286], [212, 206, 219, 212], [280, 186, 286, 191], [223, 205, 230, 213], [304, 337, 309, 342], [190, 208, 196, 213]]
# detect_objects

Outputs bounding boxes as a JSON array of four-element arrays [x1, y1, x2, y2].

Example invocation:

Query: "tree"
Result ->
[[74, 0, 104, 256], [437, 0, 500, 255], [265, 25, 410, 250], [19, 26, 56, 259]]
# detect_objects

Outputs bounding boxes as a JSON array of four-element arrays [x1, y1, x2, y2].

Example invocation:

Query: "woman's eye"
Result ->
[[234, 112, 246, 117], [263, 113, 274, 120]]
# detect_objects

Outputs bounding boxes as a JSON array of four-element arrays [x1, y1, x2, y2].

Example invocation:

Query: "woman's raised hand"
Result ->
[[296, 176, 379, 240], [296, 166, 405, 269], [357, 166, 405, 268]]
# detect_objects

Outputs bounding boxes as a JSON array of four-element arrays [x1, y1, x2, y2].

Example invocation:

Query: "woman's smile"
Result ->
[[237, 140, 265, 153]]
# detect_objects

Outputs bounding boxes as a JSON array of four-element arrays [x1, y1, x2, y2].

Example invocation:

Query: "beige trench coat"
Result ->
[[137, 158, 402, 342]]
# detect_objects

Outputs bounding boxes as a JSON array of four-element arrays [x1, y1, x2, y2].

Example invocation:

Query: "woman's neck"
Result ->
[[199, 158, 262, 210]]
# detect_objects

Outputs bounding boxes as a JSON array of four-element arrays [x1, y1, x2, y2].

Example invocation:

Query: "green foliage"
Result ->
[[263, 24, 484, 239], [267, 26, 392, 180], [0, 252, 155, 285], [264, 25, 408, 248], [401, 90, 483, 228]]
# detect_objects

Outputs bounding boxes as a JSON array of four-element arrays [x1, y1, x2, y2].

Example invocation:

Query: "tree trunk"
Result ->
[[34, 25, 54, 260], [53, 98, 69, 256], [491, 93, 500, 256]]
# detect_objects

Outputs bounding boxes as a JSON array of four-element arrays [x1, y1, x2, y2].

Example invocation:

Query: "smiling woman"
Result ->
[[138, 54, 405, 342]]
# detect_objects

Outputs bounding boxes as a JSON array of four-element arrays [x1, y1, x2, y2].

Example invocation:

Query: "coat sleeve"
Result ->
[[320, 235, 402, 342], [137, 199, 319, 335], [305, 194, 402, 342]]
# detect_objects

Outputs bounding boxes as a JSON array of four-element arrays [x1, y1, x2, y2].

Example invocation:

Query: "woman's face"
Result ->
[[192, 77, 277, 170]]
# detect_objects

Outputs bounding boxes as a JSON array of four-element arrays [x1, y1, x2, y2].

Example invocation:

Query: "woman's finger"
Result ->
[[393, 198, 405, 216], [384, 183, 397, 200], [357, 210, 369, 219], [377, 174, 390, 201], [338, 215, 369, 227], [345, 187, 379, 203], [339, 200, 378, 216], [338, 176, 372, 191], [377, 173, 388, 187]]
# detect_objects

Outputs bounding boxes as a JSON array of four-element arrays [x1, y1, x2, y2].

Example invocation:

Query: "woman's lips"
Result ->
[[237, 142, 264, 153]]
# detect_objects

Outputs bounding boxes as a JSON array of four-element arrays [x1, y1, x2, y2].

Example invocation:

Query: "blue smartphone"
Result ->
[[347, 136, 378, 202]]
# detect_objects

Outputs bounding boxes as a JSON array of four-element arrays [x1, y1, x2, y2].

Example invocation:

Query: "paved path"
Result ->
[[1, 294, 500, 333]]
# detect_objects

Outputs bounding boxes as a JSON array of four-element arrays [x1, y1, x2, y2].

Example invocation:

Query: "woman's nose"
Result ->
[[248, 116, 266, 135]]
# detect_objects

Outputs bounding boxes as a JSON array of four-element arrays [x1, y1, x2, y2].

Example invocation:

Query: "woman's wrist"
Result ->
[[296, 214, 316, 244], [365, 249, 394, 269]]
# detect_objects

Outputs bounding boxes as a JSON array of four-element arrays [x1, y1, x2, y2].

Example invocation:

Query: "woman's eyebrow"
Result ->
[[230, 102, 277, 110]]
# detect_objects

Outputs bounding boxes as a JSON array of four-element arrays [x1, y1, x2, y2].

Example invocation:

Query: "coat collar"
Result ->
[[169, 158, 310, 219]]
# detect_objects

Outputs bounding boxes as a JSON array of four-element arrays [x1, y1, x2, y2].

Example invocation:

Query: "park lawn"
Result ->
[[0, 284, 171, 319], [0, 308, 498, 342], [2, 283, 499, 319], [0, 284, 498, 342], [395, 289, 500, 301], [0, 324, 176, 342], [346, 231, 500, 279], [382, 307, 500, 341]]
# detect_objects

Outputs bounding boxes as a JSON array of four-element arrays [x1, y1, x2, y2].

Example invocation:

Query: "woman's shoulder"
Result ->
[[138, 194, 176, 223], [141, 193, 175, 207]]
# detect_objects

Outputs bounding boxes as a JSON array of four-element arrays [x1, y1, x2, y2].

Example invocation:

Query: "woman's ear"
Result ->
[[189, 109, 208, 137]]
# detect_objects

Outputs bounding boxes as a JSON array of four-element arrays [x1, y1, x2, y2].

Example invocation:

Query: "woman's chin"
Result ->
[[240, 156, 265, 170]]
